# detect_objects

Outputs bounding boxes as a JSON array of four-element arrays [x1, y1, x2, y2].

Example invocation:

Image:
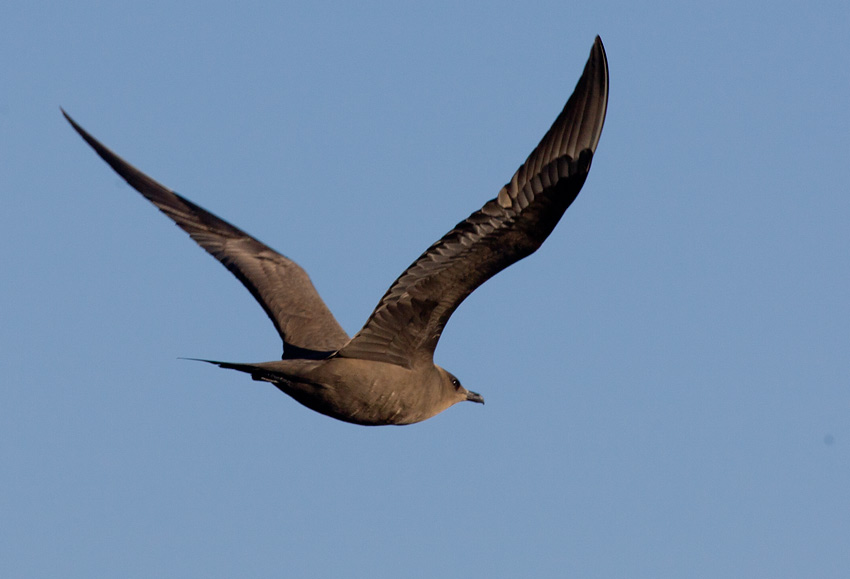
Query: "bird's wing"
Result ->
[[336, 36, 609, 368], [64, 111, 349, 357]]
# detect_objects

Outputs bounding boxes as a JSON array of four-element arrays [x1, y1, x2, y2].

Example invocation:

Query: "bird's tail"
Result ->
[[181, 358, 284, 383]]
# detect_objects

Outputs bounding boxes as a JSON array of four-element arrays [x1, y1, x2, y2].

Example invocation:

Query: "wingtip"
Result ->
[[60, 107, 173, 199], [60, 107, 79, 130], [61, 107, 97, 147], [589, 34, 608, 77], [582, 35, 609, 154], [592, 35, 607, 68]]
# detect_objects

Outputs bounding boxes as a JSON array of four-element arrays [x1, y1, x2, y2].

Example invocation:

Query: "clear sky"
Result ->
[[2, 1, 849, 577]]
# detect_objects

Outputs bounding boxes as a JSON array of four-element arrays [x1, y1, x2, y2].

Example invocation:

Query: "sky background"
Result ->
[[2, 1, 849, 577]]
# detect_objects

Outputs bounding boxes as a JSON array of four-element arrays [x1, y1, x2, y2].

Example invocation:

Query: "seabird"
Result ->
[[64, 36, 609, 425]]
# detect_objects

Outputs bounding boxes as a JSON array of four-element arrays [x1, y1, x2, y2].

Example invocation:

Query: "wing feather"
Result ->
[[64, 111, 349, 357], [337, 37, 609, 367]]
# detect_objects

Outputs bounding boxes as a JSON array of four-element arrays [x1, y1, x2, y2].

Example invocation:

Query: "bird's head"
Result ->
[[437, 367, 485, 406]]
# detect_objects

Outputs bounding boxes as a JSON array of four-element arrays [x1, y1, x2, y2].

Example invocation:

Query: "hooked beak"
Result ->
[[466, 390, 485, 404]]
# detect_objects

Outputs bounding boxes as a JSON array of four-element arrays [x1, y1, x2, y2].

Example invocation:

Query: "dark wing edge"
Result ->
[[62, 110, 349, 356], [335, 36, 609, 368]]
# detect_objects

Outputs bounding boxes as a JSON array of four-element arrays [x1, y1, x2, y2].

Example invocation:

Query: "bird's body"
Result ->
[[65, 37, 609, 425], [219, 357, 465, 426]]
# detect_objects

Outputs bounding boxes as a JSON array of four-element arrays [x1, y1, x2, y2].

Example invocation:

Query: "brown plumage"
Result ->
[[64, 36, 609, 425]]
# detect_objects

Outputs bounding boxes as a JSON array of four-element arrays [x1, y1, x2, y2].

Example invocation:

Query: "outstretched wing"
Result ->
[[64, 111, 349, 357], [336, 36, 609, 368]]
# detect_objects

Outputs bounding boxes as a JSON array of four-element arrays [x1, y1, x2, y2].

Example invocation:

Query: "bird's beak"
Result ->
[[466, 390, 485, 404]]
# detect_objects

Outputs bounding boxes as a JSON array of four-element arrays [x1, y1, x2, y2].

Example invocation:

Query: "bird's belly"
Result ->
[[278, 360, 436, 426]]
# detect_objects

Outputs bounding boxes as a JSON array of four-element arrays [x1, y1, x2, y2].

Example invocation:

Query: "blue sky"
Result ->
[[3, 1, 849, 577]]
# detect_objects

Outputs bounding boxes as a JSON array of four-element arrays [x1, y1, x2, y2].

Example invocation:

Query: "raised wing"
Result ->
[[336, 36, 609, 368], [64, 111, 349, 357]]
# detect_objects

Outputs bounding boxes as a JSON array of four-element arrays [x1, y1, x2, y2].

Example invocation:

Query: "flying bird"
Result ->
[[64, 36, 608, 425]]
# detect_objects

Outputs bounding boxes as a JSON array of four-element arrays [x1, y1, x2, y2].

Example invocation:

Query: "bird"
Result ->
[[64, 36, 608, 426]]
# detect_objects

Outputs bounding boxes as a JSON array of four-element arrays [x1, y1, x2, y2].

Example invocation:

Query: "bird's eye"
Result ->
[[451, 378, 460, 388]]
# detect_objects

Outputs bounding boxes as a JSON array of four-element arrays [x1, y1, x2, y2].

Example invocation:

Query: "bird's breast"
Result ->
[[294, 358, 442, 426]]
